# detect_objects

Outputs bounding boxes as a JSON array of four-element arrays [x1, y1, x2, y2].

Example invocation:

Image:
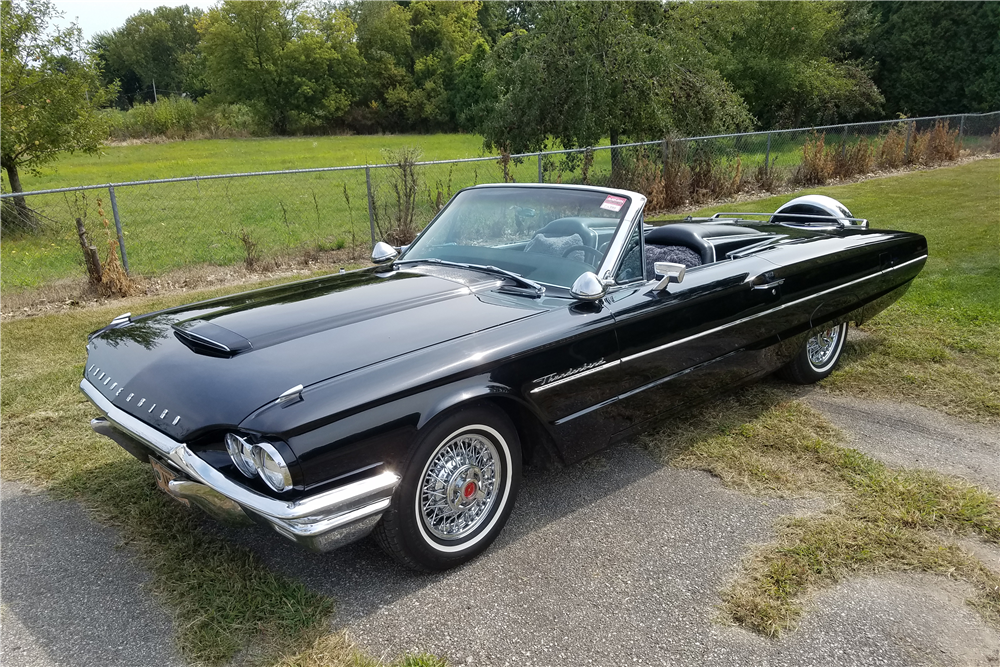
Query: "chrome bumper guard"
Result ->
[[82, 379, 399, 552]]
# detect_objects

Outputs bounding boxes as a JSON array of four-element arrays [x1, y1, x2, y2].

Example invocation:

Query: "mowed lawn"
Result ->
[[1, 160, 996, 664], [2, 131, 816, 292], [670, 157, 1000, 422]]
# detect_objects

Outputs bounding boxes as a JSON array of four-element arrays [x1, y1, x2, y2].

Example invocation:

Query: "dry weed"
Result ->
[[798, 132, 835, 185], [832, 137, 875, 179], [876, 124, 907, 169], [922, 120, 961, 164], [94, 197, 140, 297]]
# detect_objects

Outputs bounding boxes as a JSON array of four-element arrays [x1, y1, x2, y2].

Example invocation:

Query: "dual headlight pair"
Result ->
[[225, 433, 292, 493]]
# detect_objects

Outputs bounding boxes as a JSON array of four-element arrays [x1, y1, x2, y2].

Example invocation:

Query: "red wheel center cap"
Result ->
[[462, 481, 477, 499]]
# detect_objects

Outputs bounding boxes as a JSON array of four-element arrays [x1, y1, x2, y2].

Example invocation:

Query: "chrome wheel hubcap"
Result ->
[[807, 325, 841, 368], [419, 433, 500, 540]]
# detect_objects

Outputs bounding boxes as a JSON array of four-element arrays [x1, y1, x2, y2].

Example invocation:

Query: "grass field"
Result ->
[[2, 160, 996, 663], [0, 130, 818, 293], [5, 122, 984, 293], [671, 158, 1000, 423]]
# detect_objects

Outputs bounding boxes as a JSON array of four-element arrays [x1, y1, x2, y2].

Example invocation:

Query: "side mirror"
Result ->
[[371, 241, 399, 265], [570, 272, 608, 301], [653, 262, 685, 291]]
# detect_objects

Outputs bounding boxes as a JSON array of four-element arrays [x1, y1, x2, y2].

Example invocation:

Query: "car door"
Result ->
[[602, 222, 787, 436]]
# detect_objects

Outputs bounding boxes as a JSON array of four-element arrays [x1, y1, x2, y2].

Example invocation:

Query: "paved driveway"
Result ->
[[3, 394, 999, 667]]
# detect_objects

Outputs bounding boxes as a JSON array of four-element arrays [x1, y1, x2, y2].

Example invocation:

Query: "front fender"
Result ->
[[253, 374, 548, 492]]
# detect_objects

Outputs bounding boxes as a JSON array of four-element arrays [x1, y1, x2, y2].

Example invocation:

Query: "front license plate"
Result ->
[[149, 457, 190, 506]]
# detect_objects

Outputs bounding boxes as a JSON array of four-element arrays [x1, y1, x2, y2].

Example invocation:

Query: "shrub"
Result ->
[[832, 137, 875, 179], [753, 156, 782, 192], [905, 124, 928, 165], [876, 124, 907, 170], [797, 132, 835, 185], [372, 147, 422, 245], [922, 120, 960, 164], [690, 147, 743, 204], [103, 98, 266, 142]]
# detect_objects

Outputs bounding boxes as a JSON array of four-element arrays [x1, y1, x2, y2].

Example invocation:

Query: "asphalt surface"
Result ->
[[0, 481, 183, 667], [3, 394, 999, 667], [801, 391, 1000, 491]]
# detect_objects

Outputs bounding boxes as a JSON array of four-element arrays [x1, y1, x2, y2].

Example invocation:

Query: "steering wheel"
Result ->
[[561, 244, 602, 266]]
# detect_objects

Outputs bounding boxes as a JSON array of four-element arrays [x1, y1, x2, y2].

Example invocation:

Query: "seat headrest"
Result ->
[[535, 217, 600, 248]]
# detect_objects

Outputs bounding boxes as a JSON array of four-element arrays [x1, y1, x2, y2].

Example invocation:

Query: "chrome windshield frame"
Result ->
[[397, 183, 647, 291], [594, 192, 648, 285]]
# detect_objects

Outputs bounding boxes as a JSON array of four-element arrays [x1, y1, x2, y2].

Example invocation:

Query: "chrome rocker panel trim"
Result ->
[[82, 379, 400, 552]]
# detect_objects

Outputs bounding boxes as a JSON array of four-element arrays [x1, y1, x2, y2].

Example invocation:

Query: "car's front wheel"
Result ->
[[778, 322, 849, 384], [374, 404, 521, 571]]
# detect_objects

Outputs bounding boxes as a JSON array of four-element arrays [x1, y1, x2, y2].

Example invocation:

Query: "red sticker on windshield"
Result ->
[[600, 195, 627, 212]]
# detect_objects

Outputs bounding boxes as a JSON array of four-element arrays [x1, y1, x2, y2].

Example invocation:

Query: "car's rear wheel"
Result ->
[[374, 404, 521, 571], [778, 322, 849, 384]]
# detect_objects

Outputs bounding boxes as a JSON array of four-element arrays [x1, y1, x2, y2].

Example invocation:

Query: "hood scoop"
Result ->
[[173, 319, 252, 357]]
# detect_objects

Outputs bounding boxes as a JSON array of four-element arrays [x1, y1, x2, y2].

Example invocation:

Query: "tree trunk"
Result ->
[[609, 128, 621, 186], [2, 161, 33, 231]]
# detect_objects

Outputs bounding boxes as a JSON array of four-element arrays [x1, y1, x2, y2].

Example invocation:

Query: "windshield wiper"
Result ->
[[396, 258, 546, 296]]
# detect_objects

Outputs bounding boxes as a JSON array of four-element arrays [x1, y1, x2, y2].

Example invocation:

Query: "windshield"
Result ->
[[399, 187, 631, 289]]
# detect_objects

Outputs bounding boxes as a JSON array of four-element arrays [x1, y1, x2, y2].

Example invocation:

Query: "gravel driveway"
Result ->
[[3, 393, 999, 667]]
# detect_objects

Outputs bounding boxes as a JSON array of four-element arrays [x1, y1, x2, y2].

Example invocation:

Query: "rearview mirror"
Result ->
[[371, 241, 399, 265], [570, 272, 608, 301], [653, 262, 685, 291]]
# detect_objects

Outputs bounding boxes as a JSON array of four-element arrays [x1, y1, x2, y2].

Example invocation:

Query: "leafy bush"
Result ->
[[103, 98, 267, 141]]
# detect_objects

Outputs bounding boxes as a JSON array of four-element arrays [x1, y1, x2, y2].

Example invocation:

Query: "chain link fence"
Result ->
[[3, 111, 998, 295]]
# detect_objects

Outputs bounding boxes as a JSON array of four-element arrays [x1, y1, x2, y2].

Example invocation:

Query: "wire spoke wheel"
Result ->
[[419, 433, 500, 540], [806, 325, 842, 369]]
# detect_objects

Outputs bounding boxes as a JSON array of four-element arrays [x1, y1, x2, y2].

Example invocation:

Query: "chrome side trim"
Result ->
[[81, 379, 400, 522], [529, 359, 622, 394], [534, 253, 927, 395], [618, 254, 926, 365]]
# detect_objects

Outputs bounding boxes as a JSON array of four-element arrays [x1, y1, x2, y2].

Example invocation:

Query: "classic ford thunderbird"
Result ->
[[82, 184, 926, 570]]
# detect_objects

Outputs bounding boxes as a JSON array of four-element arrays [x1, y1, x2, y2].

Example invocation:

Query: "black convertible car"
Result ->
[[82, 184, 926, 570]]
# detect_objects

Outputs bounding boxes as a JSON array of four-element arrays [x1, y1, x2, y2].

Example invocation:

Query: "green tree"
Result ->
[[473, 1, 752, 155], [352, 0, 484, 131], [92, 4, 206, 108], [868, 1, 1000, 116], [699, 1, 884, 128], [198, 0, 363, 134], [1, 0, 115, 223]]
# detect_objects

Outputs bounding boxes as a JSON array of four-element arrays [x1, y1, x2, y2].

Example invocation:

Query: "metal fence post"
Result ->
[[107, 185, 130, 275], [537, 153, 543, 183], [364, 166, 376, 248], [959, 114, 966, 148], [904, 122, 913, 160], [765, 133, 772, 171]]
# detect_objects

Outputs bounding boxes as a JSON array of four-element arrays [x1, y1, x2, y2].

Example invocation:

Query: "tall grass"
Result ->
[[104, 98, 266, 142]]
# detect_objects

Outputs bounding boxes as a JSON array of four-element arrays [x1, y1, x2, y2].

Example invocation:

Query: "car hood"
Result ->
[[84, 266, 544, 440]]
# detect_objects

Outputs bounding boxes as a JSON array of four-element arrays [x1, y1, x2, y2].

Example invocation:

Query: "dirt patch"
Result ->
[[1, 246, 371, 321]]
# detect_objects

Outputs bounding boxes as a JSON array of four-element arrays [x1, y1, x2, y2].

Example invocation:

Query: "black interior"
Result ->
[[533, 217, 603, 248], [643, 224, 764, 265]]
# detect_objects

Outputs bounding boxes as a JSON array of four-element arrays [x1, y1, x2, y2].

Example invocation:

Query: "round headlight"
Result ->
[[225, 433, 257, 478], [253, 441, 292, 492]]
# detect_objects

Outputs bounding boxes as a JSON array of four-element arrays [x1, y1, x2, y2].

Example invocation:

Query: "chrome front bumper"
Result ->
[[81, 379, 399, 552]]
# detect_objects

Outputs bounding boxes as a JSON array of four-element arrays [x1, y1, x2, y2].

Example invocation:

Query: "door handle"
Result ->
[[752, 279, 785, 291]]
